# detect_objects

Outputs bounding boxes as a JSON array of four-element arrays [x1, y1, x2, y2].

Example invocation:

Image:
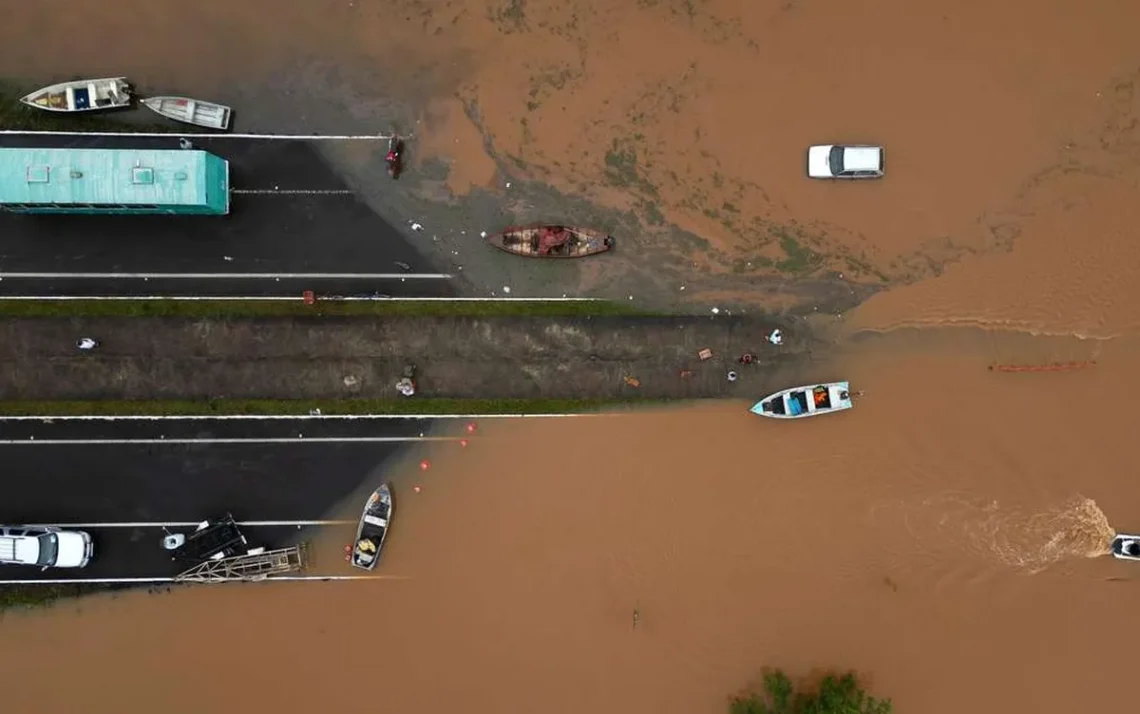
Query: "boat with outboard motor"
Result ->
[[351, 483, 394, 570], [751, 381, 854, 419], [1111, 533, 1140, 561]]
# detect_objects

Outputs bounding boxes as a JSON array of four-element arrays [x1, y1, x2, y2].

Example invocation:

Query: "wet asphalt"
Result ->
[[0, 135, 456, 297], [0, 415, 470, 580]]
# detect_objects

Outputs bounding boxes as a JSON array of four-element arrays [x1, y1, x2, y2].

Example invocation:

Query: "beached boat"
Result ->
[[20, 77, 132, 113], [142, 95, 232, 131], [1111, 533, 1140, 561], [486, 224, 614, 259], [750, 381, 854, 420], [351, 483, 394, 571]]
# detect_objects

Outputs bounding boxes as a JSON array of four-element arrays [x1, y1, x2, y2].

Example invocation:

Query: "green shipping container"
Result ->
[[0, 147, 230, 215]]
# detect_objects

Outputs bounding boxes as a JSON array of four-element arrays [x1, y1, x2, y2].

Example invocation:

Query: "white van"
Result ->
[[0, 526, 94, 569]]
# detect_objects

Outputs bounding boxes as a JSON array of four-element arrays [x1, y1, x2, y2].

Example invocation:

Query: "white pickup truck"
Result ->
[[0, 526, 94, 569]]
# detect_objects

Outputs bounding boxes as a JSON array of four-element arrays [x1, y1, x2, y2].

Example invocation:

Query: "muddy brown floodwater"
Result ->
[[3, 325, 1140, 714], [3, 0, 1140, 711]]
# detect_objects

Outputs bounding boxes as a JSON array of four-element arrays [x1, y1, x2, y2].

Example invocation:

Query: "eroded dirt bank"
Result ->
[[0, 315, 810, 400]]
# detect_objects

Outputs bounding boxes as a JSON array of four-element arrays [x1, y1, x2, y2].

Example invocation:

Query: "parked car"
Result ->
[[0, 526, 94, 569], [807, 144, 884, 179]]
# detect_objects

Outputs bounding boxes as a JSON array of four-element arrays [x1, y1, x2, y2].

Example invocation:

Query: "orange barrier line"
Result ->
[[988, 361, 1097, 373]]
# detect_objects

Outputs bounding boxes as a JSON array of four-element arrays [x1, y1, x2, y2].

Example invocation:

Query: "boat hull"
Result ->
[[1112, 534, 1140, 561], [20, 77, 132, 113], [351, 484, 394, 571], [486, 224, 614, 259], [751, 381, 854, 420], [142, 96, 232, 131]]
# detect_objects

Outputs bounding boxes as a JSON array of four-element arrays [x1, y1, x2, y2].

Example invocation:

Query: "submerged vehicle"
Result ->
[[1111, 534, 1140, 561], [751, 381, 854, 420], [21, 77, 132, 113], [486, 224, 614, 259], [142, 95, 232, 130], [351, 484, 394, 571]]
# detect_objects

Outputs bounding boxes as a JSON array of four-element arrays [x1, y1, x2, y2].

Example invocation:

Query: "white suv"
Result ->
[[807, 144, 884, 179], [0, 526, 94, 569]]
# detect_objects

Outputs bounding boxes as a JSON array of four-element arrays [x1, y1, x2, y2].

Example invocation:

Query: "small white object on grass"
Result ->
[[503, 286, 511, 294]]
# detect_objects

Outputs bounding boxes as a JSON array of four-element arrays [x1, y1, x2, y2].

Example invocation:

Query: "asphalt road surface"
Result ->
[[0, 416, 469, 580], [0, 135, 456, 297]]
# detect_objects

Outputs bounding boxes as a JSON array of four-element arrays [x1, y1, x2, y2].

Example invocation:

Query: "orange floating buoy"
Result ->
[[344, 554, 351, 562], [343, 544, 352, 554], [460, 439, 469, 448], [465, 422, 477, 434], [420, 459, 431, 471]]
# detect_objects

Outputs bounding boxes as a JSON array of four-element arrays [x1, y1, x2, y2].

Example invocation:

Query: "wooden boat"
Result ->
[[750, 381, 854, 420], [486, 224, 614, 259], [351, 483, 394, 571], [20, 77, 132, 113], [142, 95, 232, 131], [1111, 534, 1140, 561]]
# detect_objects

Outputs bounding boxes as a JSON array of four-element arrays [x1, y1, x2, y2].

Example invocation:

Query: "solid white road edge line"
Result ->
[[0, 575, 410, 584], [0, 296, 601, 301], [0, 436, 461, 445], [24, 520, 354, 528], [0, 414, 601, 421], [0, 272, 452, 279], [0, 130, 395, 140]]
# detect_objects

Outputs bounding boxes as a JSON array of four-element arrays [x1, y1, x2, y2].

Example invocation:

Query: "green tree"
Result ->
[[730, 670, 892, 714]]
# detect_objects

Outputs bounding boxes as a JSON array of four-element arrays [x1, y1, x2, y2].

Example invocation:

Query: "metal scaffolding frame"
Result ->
[[175, 543, 309, 583]]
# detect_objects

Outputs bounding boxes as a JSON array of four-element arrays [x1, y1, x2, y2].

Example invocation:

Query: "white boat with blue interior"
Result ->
[[750, 381, 854, 420]]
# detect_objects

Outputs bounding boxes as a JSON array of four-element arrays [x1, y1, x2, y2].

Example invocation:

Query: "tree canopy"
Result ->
[[730, 670, 892, 714]]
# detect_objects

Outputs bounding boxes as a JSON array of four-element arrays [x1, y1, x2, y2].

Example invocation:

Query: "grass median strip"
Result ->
[[0, 398, 676, 417], [0, 298, 658, 318]]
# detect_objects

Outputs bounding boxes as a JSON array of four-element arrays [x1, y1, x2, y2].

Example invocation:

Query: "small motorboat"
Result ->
[[751, 381, 854, 420], [20, 77, 132, 113], [351, 483, 394, 571], [486, 224, 614, 258], [1111, 533, 1140, 561], [142, 95, 232, 131]]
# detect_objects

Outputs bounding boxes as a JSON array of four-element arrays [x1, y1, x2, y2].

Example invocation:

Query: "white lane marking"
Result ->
[[24, 520, 354, 528], [0, 272, 452, 279], [0, 131, 395, 140], [0, 436, 459, 446], [230, 189, 356, 195], [0, 575, 410, 584], [0, 296, 600, 301], [0, 414, 602, 421]]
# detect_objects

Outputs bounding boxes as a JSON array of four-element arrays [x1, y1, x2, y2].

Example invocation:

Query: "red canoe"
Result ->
[[486, 224, 615, 259]]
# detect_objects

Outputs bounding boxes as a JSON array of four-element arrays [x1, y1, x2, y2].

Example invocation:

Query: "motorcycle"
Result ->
[[385, 134, 403, 180]]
